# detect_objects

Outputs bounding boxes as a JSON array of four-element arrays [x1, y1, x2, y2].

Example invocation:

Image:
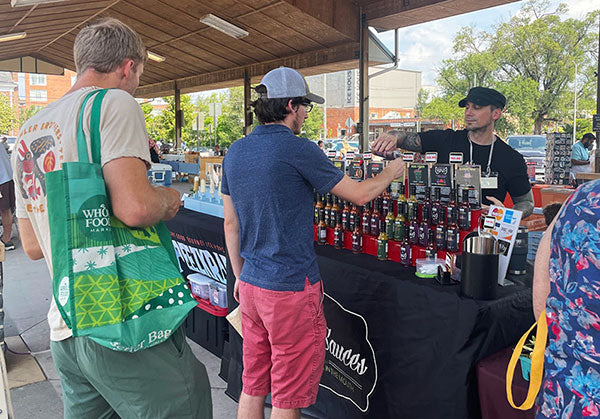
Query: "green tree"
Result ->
[[421, 93, 464, 127], [415, 89, 430, 117], [153, 95, 197, 147], [302, 105, 324, 140], [0, 95, 14, 134], [563, 118, 593, 142]]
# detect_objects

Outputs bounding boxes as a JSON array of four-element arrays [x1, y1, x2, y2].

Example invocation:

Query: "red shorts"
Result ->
[[239, 277, 327, 409]]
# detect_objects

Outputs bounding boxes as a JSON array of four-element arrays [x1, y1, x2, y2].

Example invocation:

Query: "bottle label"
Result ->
[[435, 227, 446, 250], [386, 220, 394, 238], [431, 206, 440, 224], [394, 221, 405, 242], [352, 234, 362, 252], [370, 218, 380, 236], [409, 225, 417, 245], [334, 230, 343, 248], [446, 230, 459, 252], [400, 244, 411, 265], [377, 239, 388, 260], [319, 228, 327, 239]]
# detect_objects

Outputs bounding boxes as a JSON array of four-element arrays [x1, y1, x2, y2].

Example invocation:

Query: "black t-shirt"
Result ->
[[420, 129, 531, 204]]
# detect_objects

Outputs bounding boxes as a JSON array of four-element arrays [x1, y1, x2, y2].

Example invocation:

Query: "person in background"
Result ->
[[0, 144, 14, 250], [570, 133, 596, 182], [373, 87, 534, 218], [13, 18, 212, 418], [148, 137, 160, 163], [214, 144, 223, 156], [542, 202, 562, 227], [532, 180, 600, 417], [222, 66, 404, 419], [317, 139, 324, 151]]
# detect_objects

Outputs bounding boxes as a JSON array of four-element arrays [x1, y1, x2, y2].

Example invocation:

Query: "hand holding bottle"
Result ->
[[384, 157, 405, 180]]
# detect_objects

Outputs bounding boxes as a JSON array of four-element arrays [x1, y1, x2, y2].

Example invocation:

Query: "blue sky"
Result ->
[[375, 0, 599, 86]]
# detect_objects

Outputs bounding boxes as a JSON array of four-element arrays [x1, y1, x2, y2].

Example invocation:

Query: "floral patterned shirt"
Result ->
[[537, 180, 600, 418]]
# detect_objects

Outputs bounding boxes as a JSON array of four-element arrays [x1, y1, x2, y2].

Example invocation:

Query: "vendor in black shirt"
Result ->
[[373, 87, 534, 218]]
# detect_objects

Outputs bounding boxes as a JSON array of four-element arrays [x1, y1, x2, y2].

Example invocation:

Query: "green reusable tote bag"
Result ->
[[46, 88, 197, 352]]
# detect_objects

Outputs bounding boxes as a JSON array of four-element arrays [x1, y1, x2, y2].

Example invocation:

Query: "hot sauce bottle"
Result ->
[[341, 200, 351, 231], [377, 230, 388, 261], [400, 236, 412, 266], [352, 223, 362, 254], [361, 204, 371, 236], [330, 195, 340, 228], [314, 193, 322, 225], [458, 188, 471, 231], [407, 185, 419, 222], [425, 229, 436, 259], [370, 200, 381, 237], [333, 220, 344, 249], [381, 187, 391, 218], [317, 212, 328, 246], [324, 193, 332, 228], [385, 201, 395, 239], [349, 204, 360, 231], [394, 200, 407, 242], [430, 187, 443, 226], [421, 186, 432, 224]]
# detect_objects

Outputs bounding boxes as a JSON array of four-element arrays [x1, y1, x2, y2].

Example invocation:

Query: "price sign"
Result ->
[[449, 152, 463, 164], [327, 150, 336, 158], [425, 152, 438, 163], [346, 151, 355, 160], [403, 152, 415, 162], [363, 152, 372, 160]]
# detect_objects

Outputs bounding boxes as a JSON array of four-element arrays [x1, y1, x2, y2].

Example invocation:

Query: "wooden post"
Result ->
[[244, 70, 253, 136], [358, 11, 369, 153], [175, 84, 182, 151]]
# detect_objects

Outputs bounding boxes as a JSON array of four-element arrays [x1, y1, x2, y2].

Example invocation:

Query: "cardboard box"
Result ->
[[184, 152, 199, 164], [540, 187, 574, 207]]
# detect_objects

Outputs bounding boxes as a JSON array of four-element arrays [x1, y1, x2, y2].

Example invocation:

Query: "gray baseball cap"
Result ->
[[257, 67, 324, 104]]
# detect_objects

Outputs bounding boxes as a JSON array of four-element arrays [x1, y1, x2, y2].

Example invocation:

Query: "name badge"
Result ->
[[481, 172, 498, 189]]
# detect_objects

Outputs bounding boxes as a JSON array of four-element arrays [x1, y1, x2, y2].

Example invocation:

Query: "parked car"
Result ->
[[506, 135, 546, 182]]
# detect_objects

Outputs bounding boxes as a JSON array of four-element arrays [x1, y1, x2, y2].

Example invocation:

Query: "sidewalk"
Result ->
[[2, 189, 241, 418]]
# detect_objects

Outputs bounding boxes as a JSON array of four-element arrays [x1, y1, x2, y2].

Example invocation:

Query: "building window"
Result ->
[[29, 74, 46, 86], [30, 89, 47, 102], [370, 112, 378, 118]]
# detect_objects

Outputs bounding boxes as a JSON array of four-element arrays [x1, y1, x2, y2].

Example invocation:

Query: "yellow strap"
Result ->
[[506, 309, 548, 410]]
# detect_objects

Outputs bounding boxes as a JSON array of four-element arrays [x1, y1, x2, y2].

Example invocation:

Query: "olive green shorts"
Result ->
[[50, 326, 212, 419]]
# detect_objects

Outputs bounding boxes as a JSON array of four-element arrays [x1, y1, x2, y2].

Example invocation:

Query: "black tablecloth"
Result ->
[[166, 209, 534, 419]]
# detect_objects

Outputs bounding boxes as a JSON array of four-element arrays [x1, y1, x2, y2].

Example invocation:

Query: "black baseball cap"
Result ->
[[458, 87, 506, 109], [582, 133, 596, 141]]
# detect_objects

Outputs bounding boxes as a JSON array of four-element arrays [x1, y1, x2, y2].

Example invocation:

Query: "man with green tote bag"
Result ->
[[12, 18, 212, 418]]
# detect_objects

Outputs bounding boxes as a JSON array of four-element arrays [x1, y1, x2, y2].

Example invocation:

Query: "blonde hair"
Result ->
[[74, 18, 146, 75]]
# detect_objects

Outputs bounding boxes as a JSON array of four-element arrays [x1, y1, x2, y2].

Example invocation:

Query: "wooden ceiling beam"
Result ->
[[135, 41, 359, 98], [282, 0, 359, 41], [363, 0, 520, 30]]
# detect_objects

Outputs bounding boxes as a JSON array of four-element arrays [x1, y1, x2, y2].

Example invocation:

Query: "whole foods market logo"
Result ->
[[320, 293, 377, 413], [78, 195, 111, 239]]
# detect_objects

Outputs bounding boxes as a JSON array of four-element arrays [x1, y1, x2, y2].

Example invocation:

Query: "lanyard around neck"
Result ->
[[468, 133, 496, 175]]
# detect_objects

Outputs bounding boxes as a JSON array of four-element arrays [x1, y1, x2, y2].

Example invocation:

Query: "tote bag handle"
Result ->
[[76, 88, 109, 164], [506, 309, 548, 410]]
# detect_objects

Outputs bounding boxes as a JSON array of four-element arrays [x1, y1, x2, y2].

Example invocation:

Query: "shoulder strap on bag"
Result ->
[[506, 309, 548, 410], [76, 88, 109, 164]]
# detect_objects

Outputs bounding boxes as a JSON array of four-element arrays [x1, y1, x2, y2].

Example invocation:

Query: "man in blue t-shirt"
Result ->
[[570, 132, 596, 180], [372, 87, 534, 218], [221, 67, 404, 419]]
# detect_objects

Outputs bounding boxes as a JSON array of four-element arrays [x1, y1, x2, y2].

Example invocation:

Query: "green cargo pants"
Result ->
[[51, 326, 212, 418]]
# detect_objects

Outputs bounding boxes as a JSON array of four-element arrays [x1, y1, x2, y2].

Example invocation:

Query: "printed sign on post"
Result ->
[[425, 152, 438, 163], [449, 152, 463, 164], [402, 152, 415, 162], [486, 206, 523, 286]]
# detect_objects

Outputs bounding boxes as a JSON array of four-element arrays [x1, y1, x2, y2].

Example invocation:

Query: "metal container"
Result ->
[[460, 236, 501, 300]]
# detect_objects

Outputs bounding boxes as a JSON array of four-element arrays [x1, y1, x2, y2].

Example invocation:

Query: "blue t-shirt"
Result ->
[[571, 141, 590, 161], [221, 124, 344, 291]]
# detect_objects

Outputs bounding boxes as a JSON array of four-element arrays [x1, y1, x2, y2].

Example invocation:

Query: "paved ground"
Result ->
[[2, 179, 246, 418]]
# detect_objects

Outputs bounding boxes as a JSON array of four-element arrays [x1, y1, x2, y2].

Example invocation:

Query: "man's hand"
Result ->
[[385, 158, 405, 180], [157, 187, 181, 221], [372, 132, 398, 154], [234, 278, 240, 303], [481, 195, 504, 214]]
